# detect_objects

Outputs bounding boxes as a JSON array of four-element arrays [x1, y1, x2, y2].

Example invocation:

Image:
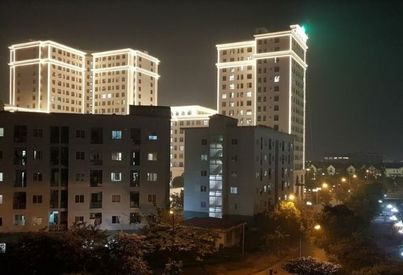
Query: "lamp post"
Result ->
[[299, 224, 321, 258]]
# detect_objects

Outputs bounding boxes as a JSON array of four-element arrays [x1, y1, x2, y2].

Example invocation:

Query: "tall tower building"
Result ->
[[8, 41, 160, 115], [216, 25, 308, 195], [9, 41, 86, 113], [92, 49, 159, 115]]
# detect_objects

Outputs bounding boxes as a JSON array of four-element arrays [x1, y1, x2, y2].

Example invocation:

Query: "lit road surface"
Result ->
[[374, 197, 403, 260]]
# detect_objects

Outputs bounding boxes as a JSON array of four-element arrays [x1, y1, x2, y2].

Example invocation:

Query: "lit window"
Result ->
[[112, 152, 122, 161], [0, 128, 4, 137], [179, 145, 184, 151], [201, 154, 208, 161], [111, 130, 122, 140], [14, 215, 26, 226], [203, 120, 208, 126], [230, 187, 238, 194], [111, 172, 122, 182], [229, 75, 235, 81], [222, 94, 227, 99], [146, 172, 158, 182], [147, 152, 157, 161], [146, 133, 157, 141], [0, 194, 3, 204], [0, 172, 3, 182], [274, 76, 280, 82], [246, 91, 252, 97], [229, 84, 235, 90]]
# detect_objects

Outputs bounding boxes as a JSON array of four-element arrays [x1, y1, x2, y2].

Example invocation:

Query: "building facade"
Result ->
[[8, 41, 159, 115], [216, 25, 307, 196], [0, 106, 170, 232], [170, 105, 217, 179], [184, 115, 294, 219]]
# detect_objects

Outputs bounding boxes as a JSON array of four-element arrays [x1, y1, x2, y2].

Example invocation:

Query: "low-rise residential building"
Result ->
[[184, 114, 294, 220], [0, 105, 170, 232], [170, 105, 217, 180]]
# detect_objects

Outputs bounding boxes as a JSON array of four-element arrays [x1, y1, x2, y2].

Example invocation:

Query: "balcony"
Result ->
[[90, 201, 102, 209]]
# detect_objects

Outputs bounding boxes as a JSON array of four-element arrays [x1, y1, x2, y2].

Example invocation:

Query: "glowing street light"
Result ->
[[352, 174, 357, 178], [392, 207, 399, 213], [322, 182, 329, 189], [314, 224, 321, 231], [341, 177, 347, 183], [288, 194, 296, 201], [378, 200, 383, 204], [390, 215, 398, 221], [306, 201, 313, 206], [387, 204, 393, 209]]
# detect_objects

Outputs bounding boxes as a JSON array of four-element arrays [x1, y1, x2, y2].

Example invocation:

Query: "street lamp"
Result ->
[[322, 182, 329, 189], [299, 223, 322, 257], [288, 194, 296, 202], [341, 177, 347, 183]]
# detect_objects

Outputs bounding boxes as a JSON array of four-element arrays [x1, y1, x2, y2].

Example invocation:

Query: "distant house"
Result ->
[[183, 217, 245, 249], [327, 165, 336, 176], [384, 163, 403, 178], [346, 165, 356, 176]]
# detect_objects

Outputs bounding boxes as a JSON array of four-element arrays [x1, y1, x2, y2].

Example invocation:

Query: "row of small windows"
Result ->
[[0, 126, 158, 144]]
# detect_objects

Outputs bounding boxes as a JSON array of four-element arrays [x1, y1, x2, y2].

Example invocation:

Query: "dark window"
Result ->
[[231, 139, 238, 145], [50, 190, 58, 208], [274, 86, 280, 92], [60, 190, 68, 208], [90, 170, 103, 187], [201, 170, 207, 177], [50, 147, 59, 165], [274, 66, 280, 72], [33, 128, 43, 137], [60, 169, 68, 187], [75, 195, 84, 203], [60, 127, 69, 144], [14, 170, 27, 187], [201, 139, 207, 145], [91, 128, 103, 144], [51, 169, 59, 186], [90, 192, 102, 208], [75, 130, 85, 138], [61, 147, 69, 166], [50, 127, 59, 144], [76, 152, 85, 160], [130, 128, 141, 144], [14, 125, 27, 143], [13, 192, 26, 209], [33, 195, 42, 204], [33, 172, 42, 181], [130, 191, 139, 208]]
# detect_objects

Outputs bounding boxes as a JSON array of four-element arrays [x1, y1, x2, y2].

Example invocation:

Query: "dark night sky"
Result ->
[[0, 0, 402, 161]]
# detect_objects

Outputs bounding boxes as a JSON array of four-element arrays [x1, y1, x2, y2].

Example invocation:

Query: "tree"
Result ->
[[142, 210, 218, 267], [170, 190, 184, 210], [260, 201, 303, 252], [171, 175, 184, 188], [107, 233, 152, 275], [282, 256, 342, 275]]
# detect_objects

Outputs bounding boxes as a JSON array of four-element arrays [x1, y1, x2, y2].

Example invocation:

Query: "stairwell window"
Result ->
[[111, 172, 122, 182]]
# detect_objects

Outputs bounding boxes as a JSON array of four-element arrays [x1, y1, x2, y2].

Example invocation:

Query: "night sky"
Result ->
[[0, 0, 402, 161]]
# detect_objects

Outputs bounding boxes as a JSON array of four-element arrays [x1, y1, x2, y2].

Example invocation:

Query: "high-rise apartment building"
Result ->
[[0, 106, 170, 232], [170, 105, 217, 179], [216, 25, 307, 196], [92, 49, 159, 114], [9, 41, 86, 113], [184, 115, 294, 219], [8, 41, 159, 115]]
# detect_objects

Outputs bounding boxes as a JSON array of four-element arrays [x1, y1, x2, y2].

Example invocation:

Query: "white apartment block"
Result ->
[[8, 41, 159, 115], [170, 105, 217, 180], [184, 115, 294, 219], [0, 106, 170, 232], [216, 25, 307, 196]]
